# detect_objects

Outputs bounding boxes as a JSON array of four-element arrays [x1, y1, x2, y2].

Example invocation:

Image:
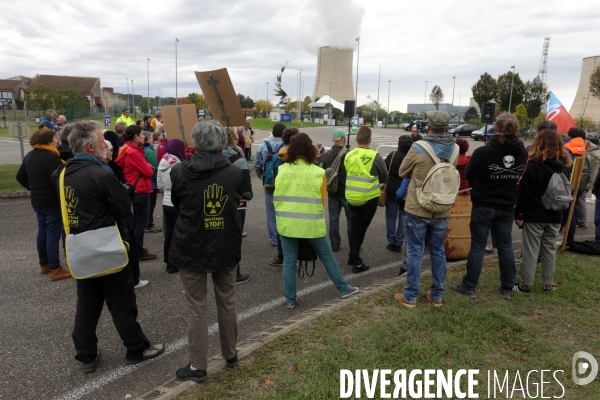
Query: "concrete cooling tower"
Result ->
[[312, 46, 355, 103], [569, 56, 600, 123]]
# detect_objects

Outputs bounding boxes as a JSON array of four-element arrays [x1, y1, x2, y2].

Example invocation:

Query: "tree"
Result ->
[[590, 66, 600, 100], [514, 104, 528, 131], [187, 93, 199, 104], [471, 73, 496, 110], [429, 85, 444, 110], [523, 76, 549, 124], [236, 93, 255, 109], [365, 100, 387, 122], [24, 83, 54, 111], [53, 86, 88, 113], [254, 99, 273, 116], [574, 116, 599, 131], [464, 107, 479, 122], [194, 94, 207, 112], [495, 71, 525, 112], [138, 98, 154, 113], [176, 97, 194, 105], [302, 96, 312, 113], [533, 113, 546, 129], [468, 118, 480, 125]]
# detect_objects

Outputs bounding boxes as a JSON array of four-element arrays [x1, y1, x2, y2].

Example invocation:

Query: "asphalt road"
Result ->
[[0, 127, 594, 399]]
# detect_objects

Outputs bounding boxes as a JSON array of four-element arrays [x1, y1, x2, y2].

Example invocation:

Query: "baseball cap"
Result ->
[[332, 129, 346, 140], [426, 111, 450, 130]]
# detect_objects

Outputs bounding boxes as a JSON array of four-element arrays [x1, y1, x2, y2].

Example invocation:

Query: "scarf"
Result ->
[[32, 144, 66, 164], [74, 154, 103, 166]]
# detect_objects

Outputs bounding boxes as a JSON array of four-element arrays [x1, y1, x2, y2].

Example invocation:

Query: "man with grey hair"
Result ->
[[57, 115, 67, 128], [41, 110, 59, 132], [115, 121, 128, 147], [54, 120, 164, 373], [170, 120, 243, 383]]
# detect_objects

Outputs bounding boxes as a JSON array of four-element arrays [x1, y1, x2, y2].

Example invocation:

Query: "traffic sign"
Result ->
[[9, 122, 31, 138], [104, 113, 111, 126], [0, 99, 11, 103]]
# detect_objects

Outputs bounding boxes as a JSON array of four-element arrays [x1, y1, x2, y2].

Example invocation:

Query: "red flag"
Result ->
[[546, 92, 577, 134]]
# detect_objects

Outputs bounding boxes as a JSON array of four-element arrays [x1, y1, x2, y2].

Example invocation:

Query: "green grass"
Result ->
[[176, 253, 600, 399], [250, 118, 327, 131], [0, 164, 24, 192]]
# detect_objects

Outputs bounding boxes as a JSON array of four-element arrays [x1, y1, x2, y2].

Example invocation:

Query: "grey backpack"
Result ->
[[325, 147, 347, 193], [541, 163, 573, 211]]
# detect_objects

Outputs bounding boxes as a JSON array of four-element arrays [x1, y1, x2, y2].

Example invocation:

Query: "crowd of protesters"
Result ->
[[14, 107, 599, 382]]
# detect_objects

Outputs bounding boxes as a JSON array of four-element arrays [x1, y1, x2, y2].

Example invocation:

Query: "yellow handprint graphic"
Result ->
[[64, 186, 79, 226], [203, 183, 228, 217]]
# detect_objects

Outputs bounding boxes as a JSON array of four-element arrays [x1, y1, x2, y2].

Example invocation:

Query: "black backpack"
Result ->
[[567, 240, 600, 255]]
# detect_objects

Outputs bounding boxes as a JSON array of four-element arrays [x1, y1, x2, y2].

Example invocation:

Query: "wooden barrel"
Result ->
[[444, 190, 472, 260]]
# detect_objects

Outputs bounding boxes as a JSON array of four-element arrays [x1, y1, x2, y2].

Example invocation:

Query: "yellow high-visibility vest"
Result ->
[[344, 147, 380, 206]]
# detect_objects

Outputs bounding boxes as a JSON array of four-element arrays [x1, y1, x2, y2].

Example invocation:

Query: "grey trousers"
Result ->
[[520, 221, 560, 287], [179, 267, 238, 370], [575, 190, 588, 226]]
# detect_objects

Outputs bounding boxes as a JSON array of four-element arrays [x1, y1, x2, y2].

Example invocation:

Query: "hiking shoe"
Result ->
[[341, 287, 359, 299], [268, 257, 283, 267], [81, 351, 100, 373], [176, 363, 207, 383], [40, 263, 50, 275], [134, 280, 149, 289], [512, 282, 531, 293], [352, 263, 369, 274], [450, 283, 477, 299], [226, 352, 239, 368], [543, 284, 557, 292], [50, 266, 72, 281], [395, 293, 416, 308], [236, 273, 250, 284], [427, 290, 443, 307], [139, 253, 157, 261]]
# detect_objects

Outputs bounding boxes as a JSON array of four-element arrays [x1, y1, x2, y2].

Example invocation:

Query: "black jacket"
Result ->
[[16, 149, 63, 209], [169, 151, 243, 273], [57, 143, 74, 162], [515, 159, 566, 224], [466, 135, 528, 213], [53, 158, 132, 238], [384, 135, 413, 199], [321, 144, 348, 197]]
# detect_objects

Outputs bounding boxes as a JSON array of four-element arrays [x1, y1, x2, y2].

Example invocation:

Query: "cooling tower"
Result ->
[[569, 56, 600, 123], [312, 46, 355, 103]]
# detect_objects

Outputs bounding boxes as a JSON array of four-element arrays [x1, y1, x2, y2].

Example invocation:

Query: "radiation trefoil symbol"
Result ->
[[204, 183, 228, 217]]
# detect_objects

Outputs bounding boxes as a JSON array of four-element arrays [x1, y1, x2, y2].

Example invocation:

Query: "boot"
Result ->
[[40, 264, 50, 275], [50, 266, 72, 281]]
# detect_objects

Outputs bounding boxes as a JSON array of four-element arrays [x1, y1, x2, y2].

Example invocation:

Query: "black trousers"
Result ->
[[348, 197, 379, 265], [72, 268, 150, 363]]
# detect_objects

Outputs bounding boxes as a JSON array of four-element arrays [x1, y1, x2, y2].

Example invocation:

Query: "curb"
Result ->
[[136, 258, 470, 400], [0, 191, 30, 198]]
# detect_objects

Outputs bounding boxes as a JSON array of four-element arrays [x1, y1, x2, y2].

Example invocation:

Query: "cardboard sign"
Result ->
[[195, 68, 245, 128], [161, 104, 198, 146]]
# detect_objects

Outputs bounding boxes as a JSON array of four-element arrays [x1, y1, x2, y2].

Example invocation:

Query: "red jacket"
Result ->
[[457, 154, 470, 191], [115, 141, 154, 193]]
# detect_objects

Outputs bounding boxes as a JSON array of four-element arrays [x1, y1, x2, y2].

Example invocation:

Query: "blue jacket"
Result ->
[[40, 118, 59, 132]]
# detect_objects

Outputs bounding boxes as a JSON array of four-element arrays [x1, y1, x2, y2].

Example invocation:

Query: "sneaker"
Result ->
[[485, 244, 494, 252], [427, 290, 443, 307], [236, 273, 250, 284], [226, 352, 239, 368], [352, 263, 369, 274], [543, 284, 557, 292], [81, 351, 100, 373], [176, 363, 207, 383], [398, 266, 407, 276], [268, 257, 283, 267], [331, 247, 340, 252], [450, 283, 477, 299], [286, 301, 296, 309], [341, 287, 359, 299], [498, 287, 512, 300], [576, 223, 587, 228], [139, 253, 158, 261], [40, 263, 50, 275], [134, 280, 149, 289], [395, 293, 416, 308], [394, 245, 402, 253], [386, 244, 396, 252], [50, 266, 72, 281], [270, 242, 278, 247], [149, 226, 162, 233], [142, 344, 165, 360], [512, 282, 531, 293], [166, 264, 179, 274]]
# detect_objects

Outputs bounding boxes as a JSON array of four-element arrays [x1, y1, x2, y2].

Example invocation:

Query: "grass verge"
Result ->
[[176, 253, 600, 399], [0, 164, 23, 192]]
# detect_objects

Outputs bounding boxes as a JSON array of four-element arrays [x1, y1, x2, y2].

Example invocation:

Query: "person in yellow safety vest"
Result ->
[[116, 109, 135, 126], [344, 126, 388, 274], [273, 133, 359, 309]]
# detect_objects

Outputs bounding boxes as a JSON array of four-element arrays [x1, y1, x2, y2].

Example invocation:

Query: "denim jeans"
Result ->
[[163, 205, 179, 264], [327, 193, 351, 250], [280, 235, 351, 304], [33, 207, 63, 269], [384, 196, 405, 246], [245, 147, 251, 161], [132, 193, 150, 256], [461, 208, 516, 290], [264, 188, 278, 244], [403, 213, 448, 303], [147, 189, 158, 228], [595, 197, 600, 243]]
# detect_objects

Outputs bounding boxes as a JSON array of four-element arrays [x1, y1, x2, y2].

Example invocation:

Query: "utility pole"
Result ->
[[508, 65, 516, 112], [147, 58, 151, 114], [451, 76, 456, 121], [386, 80, 391, 128], [175, 38, 179, 105], [355, 37, 360, 103], [131, 80, 135, 117], [376, 65, 381, 126], [126, 78, 130, 113], [423, 81, 428, 117]]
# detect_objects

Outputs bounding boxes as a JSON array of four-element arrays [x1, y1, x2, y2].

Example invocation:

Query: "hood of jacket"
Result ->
[[222, 145, 239, 158], [181, 151, 230, 179], [564, 137, 585, 155], [277, 145, 289, 161], [158, 154, 180, 172], [541, 158, 566, 172], [419, 134, 457, 160], [115, 141, 145, 167], [487, 134, 526, 155]]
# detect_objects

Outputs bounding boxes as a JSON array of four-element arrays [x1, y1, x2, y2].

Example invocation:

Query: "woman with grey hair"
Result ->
[[170, 120, 245, 383]]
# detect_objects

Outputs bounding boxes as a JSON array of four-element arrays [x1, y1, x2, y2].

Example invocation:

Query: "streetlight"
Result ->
[[376, 65, 381, 126], [451, 76, 456, 121], [131, 80, 135, 117], [386, 80, 391, 128], [126, 78, 130, 113], [266, 82, 269, 117], [508, 65, 516, 112], [175, 38, 179, 105], [328, 81, 332, 125], [423, 81, 428, 117], [147, 58, 151, 114], [355, 37, 360, 103]]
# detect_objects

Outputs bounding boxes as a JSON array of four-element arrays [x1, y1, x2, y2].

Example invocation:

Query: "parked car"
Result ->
[[585, 131, 599, 141], [471, 125, 496, 141], [401, 123, 411, 130], [448, 124, 480, 137]]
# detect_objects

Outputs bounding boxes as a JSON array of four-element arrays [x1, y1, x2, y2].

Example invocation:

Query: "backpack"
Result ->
[[540, 163, 573, 211], [263, 141, 284, 190], [564, 149, 591, 196], [567, 240, 600, 255], [325, 147, 347, 193], [414, 141, 460, 214]]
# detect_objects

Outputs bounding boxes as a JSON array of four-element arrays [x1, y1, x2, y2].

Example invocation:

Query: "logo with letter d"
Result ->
[[572, 351, 598, 385]]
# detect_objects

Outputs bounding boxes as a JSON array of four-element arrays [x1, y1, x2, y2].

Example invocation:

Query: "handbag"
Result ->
[[297, 239, 318, 279], [59, 167, 129, 279], [378, 151, 396, 207], [123, 174, 143, 199]]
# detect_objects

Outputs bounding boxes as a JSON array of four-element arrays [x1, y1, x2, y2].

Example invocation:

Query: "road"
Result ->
[[0, 127, 592, 399]]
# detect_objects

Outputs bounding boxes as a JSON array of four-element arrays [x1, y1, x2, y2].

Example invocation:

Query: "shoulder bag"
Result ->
[[378, 152, 396, 207]]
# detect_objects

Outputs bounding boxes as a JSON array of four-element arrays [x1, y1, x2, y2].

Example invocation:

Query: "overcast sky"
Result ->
[[1, 0, 599, 112]]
